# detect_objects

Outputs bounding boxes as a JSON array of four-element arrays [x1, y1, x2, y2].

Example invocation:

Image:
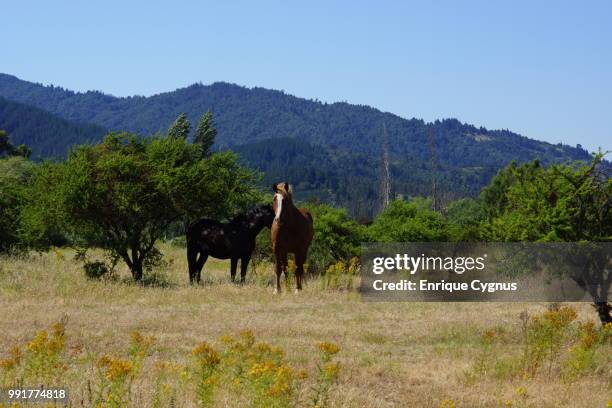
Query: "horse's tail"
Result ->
[[302, 210, 315, 242], [304, 210, 313, 225]]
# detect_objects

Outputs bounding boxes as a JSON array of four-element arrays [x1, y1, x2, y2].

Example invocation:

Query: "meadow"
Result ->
[[0, 245, 610, 408]]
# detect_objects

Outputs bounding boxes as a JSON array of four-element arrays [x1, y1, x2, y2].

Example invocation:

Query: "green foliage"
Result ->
[[194, 110, 217, 157], [0, 128, 31, 158], [83, 260, 112, 280], [0, 322, 68, 386], [562, 321, 607, 379], [307, 201, 367, 273], [167, 113, 191, 139], [445, 197, 486, 241], [19, 162, 70, 248], [310, 342, 341, 408], [94, 331, 155, 408], [482, 153, 611, 242], [23, 132, 260, 281], [480, 154, 611, 323], [522, 306, 578, 377], [0, 155, 34, 251], [368, 198, 450, 242], [322, 258, 359, 291], [465, 307, 611, 385], [251, 230, 274, 273], [479, 160, 520, 219]]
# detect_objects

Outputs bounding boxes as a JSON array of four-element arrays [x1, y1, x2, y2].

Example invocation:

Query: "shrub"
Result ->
[[310, 342, 341, 408], [307, 202, 366, 274], [83, 260, 111, 280], [465, 306, 611, 386], [563, 321, 611, 379], [322, 257, 359, 291], [192, 342, 221, 407], [522, 306, 577, 377], [0, 322, 67, 386], [94, 331, 155, 407], [368, 198, 450, 242]]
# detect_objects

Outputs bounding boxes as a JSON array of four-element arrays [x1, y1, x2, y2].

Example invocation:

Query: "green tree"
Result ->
[[482, 153, 611, 323], [23, 132, 260, 281], [368, 198, 450, 242], [0, 156, 33, 251], [479, 160, 520, 219], [194, 111, 217, 157], [167, 113, 191, 139], [0, 129, 31, 158], [446, 198, 486, 241]]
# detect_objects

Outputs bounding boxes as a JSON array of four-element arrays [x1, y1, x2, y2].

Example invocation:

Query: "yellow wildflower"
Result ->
[[0, 346, 22, 370], [318, 342, 340, 356], [324, 363, 340, 379], [438, 399, 456, 408], [192, 342, 221, 366]]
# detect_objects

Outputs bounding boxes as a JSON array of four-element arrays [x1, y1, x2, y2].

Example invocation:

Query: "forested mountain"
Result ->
[[233, 137, 498, 218], [0, 73, 596, 217], [0, 96, 106, 158]]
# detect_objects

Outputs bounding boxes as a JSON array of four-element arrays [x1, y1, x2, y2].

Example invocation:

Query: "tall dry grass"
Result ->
[[0, 245, 610, 407]]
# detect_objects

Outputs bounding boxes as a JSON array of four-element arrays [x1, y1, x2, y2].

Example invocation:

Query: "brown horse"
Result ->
[[271, 182, 314, 293]]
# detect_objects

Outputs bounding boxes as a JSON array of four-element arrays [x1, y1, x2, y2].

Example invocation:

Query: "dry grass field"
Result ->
[[0, 245, 610, 407]]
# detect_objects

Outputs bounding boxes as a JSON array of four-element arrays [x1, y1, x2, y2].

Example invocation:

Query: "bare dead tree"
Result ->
[[379, 123, 391, 213], [427, 128, 438, 211]]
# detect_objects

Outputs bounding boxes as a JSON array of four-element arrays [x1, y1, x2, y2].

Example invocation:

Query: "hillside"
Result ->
[[0, 96, 106, 158], [0, 73, 595, 217]]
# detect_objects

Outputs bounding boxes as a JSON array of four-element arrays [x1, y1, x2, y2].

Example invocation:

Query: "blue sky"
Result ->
[[2, 1, 610, 151]]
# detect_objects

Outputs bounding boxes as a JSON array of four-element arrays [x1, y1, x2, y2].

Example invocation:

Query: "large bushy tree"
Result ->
[[23, 131, 260, 281], [482, 153, 611, 323]]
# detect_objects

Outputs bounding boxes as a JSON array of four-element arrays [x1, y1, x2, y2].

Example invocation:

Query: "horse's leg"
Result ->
[[281, 253, 288, 289], [187, 243, 199, 284], [230, 257, 238, 283], [295, 251, 306, 292], [196, 252, 207, 284], [240, 254, 251, 284], [274, 250, 285, 294]]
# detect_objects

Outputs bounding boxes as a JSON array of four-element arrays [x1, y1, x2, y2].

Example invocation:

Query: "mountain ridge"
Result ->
[[0, 73, 595, 217], [0, 96, 107, 158]]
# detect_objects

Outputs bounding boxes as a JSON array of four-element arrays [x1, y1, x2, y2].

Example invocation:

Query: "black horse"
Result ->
[[186, 204, 275, 284]]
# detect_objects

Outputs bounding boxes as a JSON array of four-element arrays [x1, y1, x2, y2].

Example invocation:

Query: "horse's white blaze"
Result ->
[[274, 193, 283, 220]]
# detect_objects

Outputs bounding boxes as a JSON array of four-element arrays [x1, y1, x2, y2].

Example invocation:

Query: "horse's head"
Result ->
[[255, 204, 275, 228], [272, 182, 293, 222], [241, 204, 275, 230]]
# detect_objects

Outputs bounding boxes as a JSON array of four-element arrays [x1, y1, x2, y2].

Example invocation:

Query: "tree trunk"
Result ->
[[594, 302, 611, 325], [131, 258, 144, 282]]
